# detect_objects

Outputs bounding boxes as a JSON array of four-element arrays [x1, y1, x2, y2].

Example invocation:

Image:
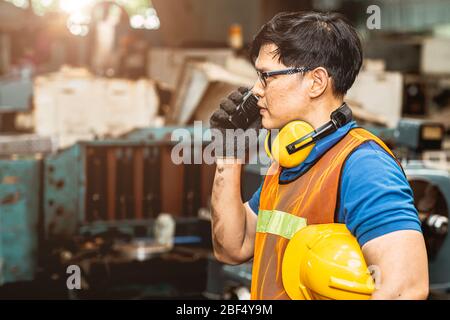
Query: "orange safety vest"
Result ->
[[250, 127, 402, 300]]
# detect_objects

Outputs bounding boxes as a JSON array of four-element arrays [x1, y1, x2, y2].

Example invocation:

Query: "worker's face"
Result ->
[[252, 43, 312, 129]]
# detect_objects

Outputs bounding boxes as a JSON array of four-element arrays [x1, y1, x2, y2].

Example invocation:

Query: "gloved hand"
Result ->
[[209, 87, 262, 160]]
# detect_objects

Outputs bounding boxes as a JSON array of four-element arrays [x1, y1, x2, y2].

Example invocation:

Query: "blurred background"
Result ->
[[0, 0, 449, 299]]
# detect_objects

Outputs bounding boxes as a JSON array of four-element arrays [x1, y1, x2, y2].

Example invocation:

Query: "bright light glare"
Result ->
[[144, 15, 160, 30], [11, 0, 29, 8], [69, 11, 91, 25], [68, 24, 89, 36], [146, 8, 156, 16], [67, 11, 91, 37], [59, 0, 92, 14], [130, 10, 160, 30], [130, 15, 145, 29], [41, 0, 53, 7]]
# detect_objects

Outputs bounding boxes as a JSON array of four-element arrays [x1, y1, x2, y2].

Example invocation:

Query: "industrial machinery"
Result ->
[[0, 134, 52, 157], [369, 119, 450, 297], [0, 75, 33, 132], [43, 127, 217, 298], [205, 255, 252, 300], [0, 159, 41, 287], [0, 74, 52, 295], [0, 126, 216, 299]]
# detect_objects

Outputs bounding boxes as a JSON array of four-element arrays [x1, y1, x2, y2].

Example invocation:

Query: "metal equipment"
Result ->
[[40, 127, 215, 298], [205, 255, 252, 300], [0, 76, 33, 132], [0, 134, 53, 157], [43, 131, 214, 240], [0, 126, 216, 299], [405, 162, 450, 294], [377, 119, 450, 295], [0, 76, 33, 113], [0, 159, 41, 286]]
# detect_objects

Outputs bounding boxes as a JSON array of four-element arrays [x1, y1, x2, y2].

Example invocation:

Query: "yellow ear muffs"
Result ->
[[264, 132, 273, 159], [265, 121, 316, 168]]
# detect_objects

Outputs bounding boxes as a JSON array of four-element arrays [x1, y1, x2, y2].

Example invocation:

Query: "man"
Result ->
[[209, 11, 428, 300]]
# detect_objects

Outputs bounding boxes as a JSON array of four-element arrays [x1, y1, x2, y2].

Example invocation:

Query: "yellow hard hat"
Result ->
[[282, 223, 375, 300]]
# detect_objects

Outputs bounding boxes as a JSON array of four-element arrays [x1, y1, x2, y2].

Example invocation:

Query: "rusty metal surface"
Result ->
[[44, 130, 216, 239], [0, 159, 40, 285], [0, 134, 52, 158]]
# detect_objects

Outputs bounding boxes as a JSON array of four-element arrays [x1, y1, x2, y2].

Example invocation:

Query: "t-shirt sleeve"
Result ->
[[247, 182, 263, 214], [340, 141, 422, 247]]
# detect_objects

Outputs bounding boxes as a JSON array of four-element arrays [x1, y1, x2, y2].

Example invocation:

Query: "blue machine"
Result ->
[[366, 119, 449, 294], [39, 127, 216, 298], [0, 159, 40, 286], [44, 127, 213, 241], [404, 162, 450, 292], [0, 126, 216, 299], [0, 76, 33, 113], [0, 76, 33, 132]]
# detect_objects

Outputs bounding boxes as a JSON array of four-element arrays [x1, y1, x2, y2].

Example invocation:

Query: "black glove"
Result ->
[[209, 87, 262, 160]]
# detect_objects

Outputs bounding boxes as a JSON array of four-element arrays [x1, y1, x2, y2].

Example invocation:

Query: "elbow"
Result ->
[[404, 276, 430, 300], [372, 283, 429, 300], [396, 286, 429, 300], [213, 248, 246, 265], [408, 285, 429, 300]]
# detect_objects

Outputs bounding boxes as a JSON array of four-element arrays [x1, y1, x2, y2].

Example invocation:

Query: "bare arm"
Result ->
[[362, 230, 429, 300], [210, 158, 258, 265]]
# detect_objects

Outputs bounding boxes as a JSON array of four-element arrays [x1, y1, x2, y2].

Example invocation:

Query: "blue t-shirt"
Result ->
[[247, 121, 422, 247]]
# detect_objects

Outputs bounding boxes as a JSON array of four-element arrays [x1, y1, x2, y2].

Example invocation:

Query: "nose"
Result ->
[[251, 78, 265, 100]]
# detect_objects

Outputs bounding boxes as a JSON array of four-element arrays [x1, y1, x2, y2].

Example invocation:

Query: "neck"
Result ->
[[307, 96, 344, 130]]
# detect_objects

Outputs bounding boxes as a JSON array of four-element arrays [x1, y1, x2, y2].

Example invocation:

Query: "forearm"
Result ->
[[210, 158, 249, 264]]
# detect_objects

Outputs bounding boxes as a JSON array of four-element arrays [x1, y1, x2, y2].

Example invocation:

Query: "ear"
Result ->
[[308, 67, 330, 98]]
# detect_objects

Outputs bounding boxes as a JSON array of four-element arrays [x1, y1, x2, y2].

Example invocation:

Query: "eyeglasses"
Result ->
[[257, 66, 311, 87]]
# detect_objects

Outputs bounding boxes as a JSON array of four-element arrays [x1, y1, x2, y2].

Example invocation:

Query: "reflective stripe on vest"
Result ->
[[257, 209, 307, 240]]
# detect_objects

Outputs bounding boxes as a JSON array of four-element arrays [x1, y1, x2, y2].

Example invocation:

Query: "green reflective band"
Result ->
[[257, 209, 307, 239]]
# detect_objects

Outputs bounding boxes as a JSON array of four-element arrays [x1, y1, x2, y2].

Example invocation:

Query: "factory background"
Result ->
[[0, 0, 449, 300]]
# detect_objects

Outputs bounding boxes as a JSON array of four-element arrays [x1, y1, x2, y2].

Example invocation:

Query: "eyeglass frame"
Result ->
[[257, 66, 311, 87]]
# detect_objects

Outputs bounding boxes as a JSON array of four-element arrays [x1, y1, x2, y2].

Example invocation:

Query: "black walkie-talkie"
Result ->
[[229, 91, 260, 129]]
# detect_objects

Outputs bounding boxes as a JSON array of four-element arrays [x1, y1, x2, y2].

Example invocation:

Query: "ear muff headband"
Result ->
[[264, 103, 352, 168], [264, 132, 273, 159]]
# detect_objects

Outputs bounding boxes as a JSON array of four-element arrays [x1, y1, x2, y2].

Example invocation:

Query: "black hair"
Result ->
[[250, 11, 363, 96]]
